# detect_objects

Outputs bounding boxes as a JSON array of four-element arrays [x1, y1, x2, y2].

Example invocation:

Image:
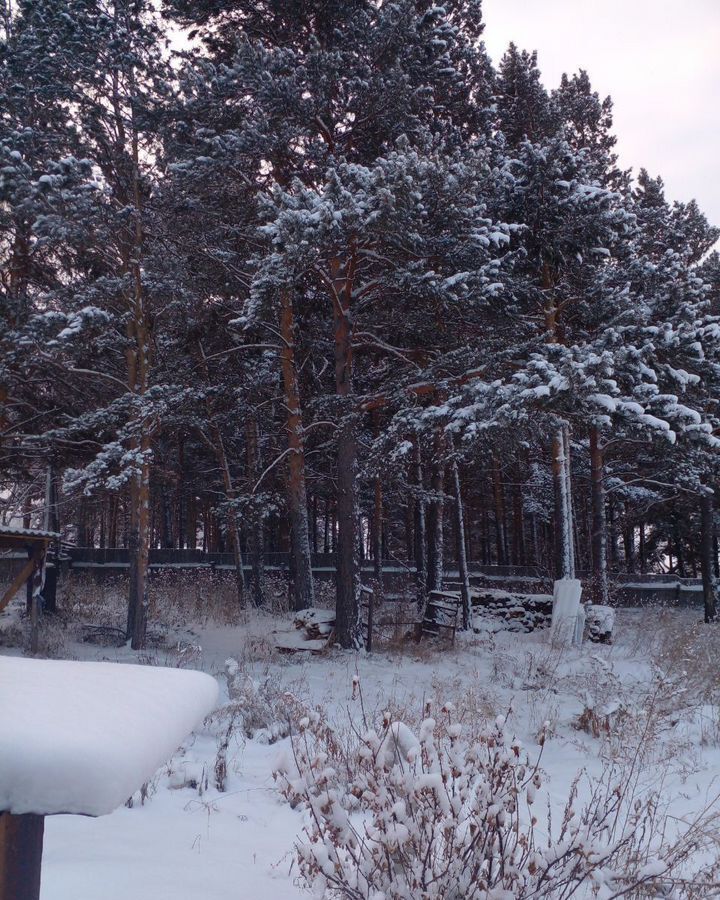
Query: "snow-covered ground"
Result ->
[[2, 599, 720, 898]]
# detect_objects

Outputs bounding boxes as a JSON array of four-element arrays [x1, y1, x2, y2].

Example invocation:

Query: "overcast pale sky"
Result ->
[[482, 0, 720, 232]]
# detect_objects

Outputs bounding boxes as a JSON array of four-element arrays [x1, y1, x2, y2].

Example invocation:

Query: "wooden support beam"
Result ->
[[0, 558, 35, 615], [0, 813, 45, 900]]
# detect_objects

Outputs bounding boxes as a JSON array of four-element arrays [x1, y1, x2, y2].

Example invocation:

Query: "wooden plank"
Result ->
[[0, 558, 35, 615], [0, 813, 45, 900]]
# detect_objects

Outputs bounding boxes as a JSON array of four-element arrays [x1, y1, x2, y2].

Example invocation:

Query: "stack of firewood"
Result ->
[[471, 589, 554, 633], [294, 608, 335, 640], [273, 608, 335, 653], [585, 604, 615, 643]]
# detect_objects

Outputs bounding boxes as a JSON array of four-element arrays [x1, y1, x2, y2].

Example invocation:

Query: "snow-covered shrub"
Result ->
[[276, 694, 720, 898], [207, 658, 311, 765], [570, 656, 694, 772]]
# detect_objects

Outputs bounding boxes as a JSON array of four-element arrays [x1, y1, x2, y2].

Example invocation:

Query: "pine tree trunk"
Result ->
[[624, 519, 635, 573], [161, 485, 174, 549], [492, 457, 506, 565], [126, 443, 150, 649], [186, 494, 197, 550], [639, 522, 646, 574], [426, 434, 444, 592], [323, 498, 331, 554], [279, 290, 314, 611], [413, 442, 427, 609], [373, 475, 383, 584], [208, 421, 245, 603], [450, 451, 471, 630], [176, 436, 185, 550], [194, 341, 245, 603], [245, 415, 265, 607], [311, 495, 318, 554], [589, 425, 608, 605], [608, 500, 619, 569], [700, 491, 717, 623], [332, 259, 359, 648], [512, 482, 525, 566], [404, 496, 414, 562], [552, 424, 575, 579], [121, 78, 153, 650]]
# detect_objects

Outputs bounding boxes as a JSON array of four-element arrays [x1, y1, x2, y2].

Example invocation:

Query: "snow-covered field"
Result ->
[[3, 599, 720, 898]]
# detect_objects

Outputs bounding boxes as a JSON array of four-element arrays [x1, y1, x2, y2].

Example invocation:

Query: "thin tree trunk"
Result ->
[[246, 415, 264, 607], [332, 257, 359, 648], [176, 436, 185, 550], [608, 500, 619, 569], [589, 425, 608, 605], [279, 290, 314, 611], [552, 424, 575, 580], [639, 522, 646, 574], [161, 485, 174, 549], [700, 491, 716, 623], [373, 476, 383, 582], [186, 494, 197, 550], [624, 520, 635, 573], [450, 448, 471, 630], [404, 496, 414, 563], [121, 70, 152, 650], [413, 442, 427, 610], [126, 444, 150, 649], [492, 457, 506, 566], [323, 498, 330, 555], [426, 433, 444, 592], [194, 342, 245, 603]]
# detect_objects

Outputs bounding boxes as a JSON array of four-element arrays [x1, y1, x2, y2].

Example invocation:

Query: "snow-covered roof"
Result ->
[[0, 524, 60, 541], [0, 656, 218, 816]]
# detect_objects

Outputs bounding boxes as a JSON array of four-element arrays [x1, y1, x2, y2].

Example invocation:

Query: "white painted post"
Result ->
[[550, 578, 583, 647]]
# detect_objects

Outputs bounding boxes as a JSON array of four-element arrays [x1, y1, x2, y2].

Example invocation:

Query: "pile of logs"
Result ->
[[471, 589, 554, 633], [585, 605, 615, 643], [274, 608, 335, 653], [471, 589, 615, 643]]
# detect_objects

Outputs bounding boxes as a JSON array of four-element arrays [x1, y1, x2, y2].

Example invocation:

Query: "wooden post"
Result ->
[[0, 812, 45, 900]]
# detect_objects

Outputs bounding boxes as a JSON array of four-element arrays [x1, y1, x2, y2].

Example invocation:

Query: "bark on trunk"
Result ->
[[120, 78, 153, 650], [245, 415, 265, 607], [126, 445, 150, 649], [492, 457, 507, 566], [624, 521, 636, 573], [589, 425, 608, 605], [280, 290, 314, 611], [450, 451, 471, 630], [700, 491, 717, 623], [639, 522, 646, 574], [208, 421, 245, 603], [373, 475, 383, 584], [426, 434, 444, 593], [552, 424, 575, 579], [332, 258, 359, 648], [194, 343, 245, 604], [413, 442, 427, 610]]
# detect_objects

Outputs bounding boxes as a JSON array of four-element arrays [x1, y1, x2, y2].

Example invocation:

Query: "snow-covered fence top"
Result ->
[[0, 656, 218, 816]]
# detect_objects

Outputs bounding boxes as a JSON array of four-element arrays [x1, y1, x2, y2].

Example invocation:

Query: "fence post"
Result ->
[[0, 813, 45, 900]]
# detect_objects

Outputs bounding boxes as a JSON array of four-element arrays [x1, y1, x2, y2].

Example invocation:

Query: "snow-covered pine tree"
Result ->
[[2, 0, 175, 647]]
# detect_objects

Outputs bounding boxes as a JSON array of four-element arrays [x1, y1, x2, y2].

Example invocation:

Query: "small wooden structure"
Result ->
[[421, 590, 461, 644], [0, 656, 218, 900], [0, 525, 59, 616]]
